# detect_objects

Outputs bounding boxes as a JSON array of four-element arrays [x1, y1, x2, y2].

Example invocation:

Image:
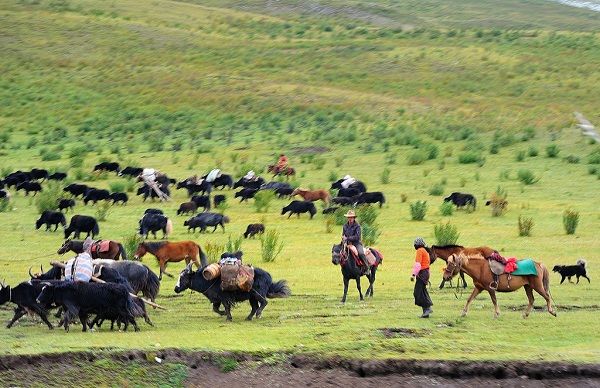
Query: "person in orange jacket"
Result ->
[[411, 237, 433, 318]]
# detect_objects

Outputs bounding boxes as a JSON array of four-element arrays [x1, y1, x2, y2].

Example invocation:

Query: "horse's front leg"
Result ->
[[461, 287, 483, 317], [356, 277, 364, 301], [488, 289, 500, 318], [438, 278, 447, 289], [341, 277, 349, 304], [460, 271, 468, 288], [523, 285, 534, 318]]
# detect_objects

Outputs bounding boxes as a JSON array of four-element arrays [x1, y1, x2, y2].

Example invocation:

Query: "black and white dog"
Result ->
[[553, 259, 590, 284]]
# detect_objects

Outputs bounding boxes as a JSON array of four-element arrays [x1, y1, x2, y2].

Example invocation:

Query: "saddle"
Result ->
[[346, 245, 379, 266], [219, 258, 255, 292], [488, 256, 518, 290], [90, 240, 110, 254]]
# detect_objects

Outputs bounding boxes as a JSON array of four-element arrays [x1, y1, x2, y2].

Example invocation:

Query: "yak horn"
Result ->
[[29, 266, 34, 278], [41, 264, 44, 274]]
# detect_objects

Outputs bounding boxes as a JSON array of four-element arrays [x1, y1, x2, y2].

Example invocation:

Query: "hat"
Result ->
[[82, 237, 94, 253], [344, 210, 356, 218], [414, 237, 426, 247]]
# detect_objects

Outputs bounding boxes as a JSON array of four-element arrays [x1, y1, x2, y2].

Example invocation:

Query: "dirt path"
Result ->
[[1, 350, 600, 387]]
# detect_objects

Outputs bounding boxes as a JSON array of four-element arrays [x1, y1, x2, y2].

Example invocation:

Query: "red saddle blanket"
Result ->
[[91, 240, 110, 254], [347, 247, 383, 267]]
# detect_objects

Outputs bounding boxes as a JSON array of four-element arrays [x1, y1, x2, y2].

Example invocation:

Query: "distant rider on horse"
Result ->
[[275, 153, 288, 174], [342, 210, 370, 276]]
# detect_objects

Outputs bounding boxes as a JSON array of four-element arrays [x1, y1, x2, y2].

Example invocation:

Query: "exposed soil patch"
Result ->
[[1, 350, 600, 387], [292, 146, 330, 155], [379, 327, 431, 338]]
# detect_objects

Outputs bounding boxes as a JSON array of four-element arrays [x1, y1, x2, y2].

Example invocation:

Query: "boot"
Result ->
[[420, 307, 432, 318]]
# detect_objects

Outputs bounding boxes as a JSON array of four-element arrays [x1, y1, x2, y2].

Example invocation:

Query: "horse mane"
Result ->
[[432, 244, 464, 249], [143, 241, 167, 254]]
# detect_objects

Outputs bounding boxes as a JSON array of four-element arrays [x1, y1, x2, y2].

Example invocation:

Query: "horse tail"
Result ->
[[165, 219, 173, 237], [118, 243, 127, 261], [542, 264, 550, 295], [143, 266, 161, 302], [267, 279, 291, 298], [197, 244, 208, 267]]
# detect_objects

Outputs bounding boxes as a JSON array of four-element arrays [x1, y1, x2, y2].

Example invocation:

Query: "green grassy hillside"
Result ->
[[0, 0, 599, 363]]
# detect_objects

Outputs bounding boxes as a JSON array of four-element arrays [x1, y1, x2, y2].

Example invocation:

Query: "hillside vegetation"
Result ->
[[0, 0, 599, 364]]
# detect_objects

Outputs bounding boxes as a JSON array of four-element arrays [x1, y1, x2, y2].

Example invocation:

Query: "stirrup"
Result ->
[[489, 281, 498, 290]]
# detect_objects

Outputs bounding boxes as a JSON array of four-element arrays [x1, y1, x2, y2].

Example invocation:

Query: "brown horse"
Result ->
[[133, 241, 207, 280], [267, 164, 296, 179], [292, 188, 330, 205], [428, 245, 498, 289], [57, 238, 127, 260], [443, 253, 556, 318]]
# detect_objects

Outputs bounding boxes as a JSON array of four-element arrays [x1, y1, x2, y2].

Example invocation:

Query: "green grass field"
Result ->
[[0, 0, 599, 365]]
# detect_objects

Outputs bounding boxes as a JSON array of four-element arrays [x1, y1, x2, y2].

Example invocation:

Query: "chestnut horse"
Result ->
[[443, 253, 556, 318], [267, 164, 295, 179], [292, 188, 330, 205], [134, 241, 207, 280], [57, 238, 127, 260], [428, 245, 498, 289]]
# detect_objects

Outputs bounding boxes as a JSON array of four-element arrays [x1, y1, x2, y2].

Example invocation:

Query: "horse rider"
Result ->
[[411, 237, 433, 318], [342, 210, 370, 276], [276, 153, 288, 174], [64, 237, 94, 282]]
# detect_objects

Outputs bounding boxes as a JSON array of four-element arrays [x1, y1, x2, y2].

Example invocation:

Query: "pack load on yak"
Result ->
[[202, 252, 254, 292], [340, 175, 356, 189], [205, 169, 221, 183], [140, 168, 170, 201]]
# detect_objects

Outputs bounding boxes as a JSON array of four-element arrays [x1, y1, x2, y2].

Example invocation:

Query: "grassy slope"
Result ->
[[0, 0, 599, 362]]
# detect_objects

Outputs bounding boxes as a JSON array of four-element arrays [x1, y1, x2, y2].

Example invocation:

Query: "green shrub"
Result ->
[[528, 146, 538, 157], [334, 156, 343, 167], [410, 200, 427, 221], [518, 216, 534, 237], [361, 223, 381, 246], [407, 152, 426, 166], [215, 200, 230, 214], [564, 155, 580, 164], [515, 150, 525, 162], [563, 209, 579, 235], [313, 158, 326, 170], [588, 149, 600, 164], [380, 167, 390, 184], [35, 182, 62, 214], [588, 166, 598, 175], [40, 150, 61, 161], [204, 241, 225, 264], [124, 179, 137, 193], [328, 171, 338, 182], [434, 222, 460, 245], [95, 201, 111, 222], [489, 186, 508, 217], [400, 193, 407, 203], [123, 233, 144, 260], [517, 169, 539, 185], [226, 234, 244, 252], [489, 142, 500, 154], [261, 229, 284, 262], [253, 190, 276, 213], [424, 143, 439, 160], [458, 151, 482, 164], [546, 144, 560, 158], [0, 198, 11, 213], [439, 201, 453, 216], [356, 205, 379, 226], [429, 183, 444, 196], [109, 182, 126, 192], [332, 206, 350, 226]]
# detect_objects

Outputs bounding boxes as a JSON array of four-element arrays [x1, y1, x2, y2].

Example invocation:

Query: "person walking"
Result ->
[[411, 237, 433, 318]]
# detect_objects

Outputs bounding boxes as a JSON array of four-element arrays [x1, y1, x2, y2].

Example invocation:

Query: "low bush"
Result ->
[[123, 234, 144, 260], [546, 144, 560, 158], [35, 182, 63, 214], [361, 223, 381, 246], [439, 201, 454, 216], [515, 150, 525, 162], [458, 151, 482, 164], [253, 190, 276, 213], [410, 200, 427, 221], [0, 198, 11, 213], [429, 183, 444, 196], [588, 149, 600, 164], [226, 234, 244, 252], [489, 186, 508, 217], [261, 229, 284, 262], [407, 152, 426, 166], [95, 201, 111, 222], [434, 222, 460, 245], [563, 209, 579, 235], [528, 146, 539, 157], [109, 182, 126, 192], [518, 216, 534, 237], [517, 169, 539, 185], [204, 241, 225, 263], [564, 155, 580, 164], [380, 168, 390, 184]]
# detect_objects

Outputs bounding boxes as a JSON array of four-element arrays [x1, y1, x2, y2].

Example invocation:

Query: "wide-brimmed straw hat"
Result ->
[[344, 210, 356, 218]]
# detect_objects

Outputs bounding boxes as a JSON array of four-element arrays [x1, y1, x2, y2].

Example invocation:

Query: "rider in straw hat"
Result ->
[[342, 210, 370, 276], [411, 237, 433, 318]]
